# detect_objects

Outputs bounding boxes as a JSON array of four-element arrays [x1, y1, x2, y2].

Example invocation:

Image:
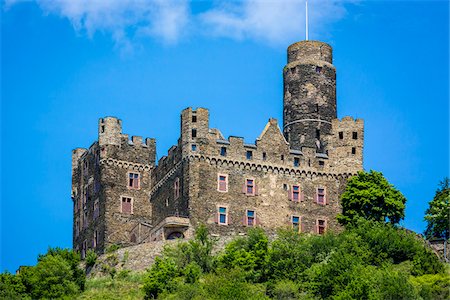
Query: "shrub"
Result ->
[[85, 250, 98, 268]]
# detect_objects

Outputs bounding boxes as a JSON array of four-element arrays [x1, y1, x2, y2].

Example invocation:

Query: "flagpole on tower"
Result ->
[[305, 0, 309, 41]]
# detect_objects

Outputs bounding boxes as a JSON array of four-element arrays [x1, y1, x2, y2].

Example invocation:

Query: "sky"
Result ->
[[1, 0, 448, 272]]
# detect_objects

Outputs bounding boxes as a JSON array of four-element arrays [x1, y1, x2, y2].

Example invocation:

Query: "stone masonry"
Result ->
[[72, 40, 364, 257]]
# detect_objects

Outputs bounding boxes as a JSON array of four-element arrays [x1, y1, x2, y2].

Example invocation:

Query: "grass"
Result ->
[[77, 272, 145, 300]]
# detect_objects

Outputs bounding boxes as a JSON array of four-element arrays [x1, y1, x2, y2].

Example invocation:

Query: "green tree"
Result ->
[[424, 178, 449, 239], [337, 170, 407, 225]]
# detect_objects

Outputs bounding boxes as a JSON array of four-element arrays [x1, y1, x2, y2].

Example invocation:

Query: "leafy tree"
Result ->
[[30, 254, 80, 299], [337, 170, 407, 225], [424, 178, 449, 239]]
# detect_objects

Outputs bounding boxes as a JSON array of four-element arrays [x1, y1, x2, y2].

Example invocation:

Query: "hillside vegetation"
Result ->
[[1, 221, 448, 299]]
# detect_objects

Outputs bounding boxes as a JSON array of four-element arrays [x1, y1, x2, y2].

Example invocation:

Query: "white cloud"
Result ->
[[4, 0, 353, 48], [33, 0, 190, 47], [200, 0, 350, 44]]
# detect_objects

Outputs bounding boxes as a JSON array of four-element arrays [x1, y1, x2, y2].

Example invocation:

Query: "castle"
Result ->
[[72, 40, 364, 256]]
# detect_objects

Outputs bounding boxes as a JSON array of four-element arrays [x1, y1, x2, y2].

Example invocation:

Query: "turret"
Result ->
[[98, 117, 122, 146], [283, 41, 337, 151], [180, 108, 209, 153]]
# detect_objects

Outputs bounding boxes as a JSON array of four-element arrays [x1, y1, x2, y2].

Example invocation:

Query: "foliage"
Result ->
[[424, 177, 450, 239], [143, 221, 446, 299], [215, 228, 269, 282], [106, 244, 121, 253], [337, 170, 407, 225], [77, 272, 146, 300], [0, 271, 30, 300], [85, 249, 98, 268], [101, 253, 119, 279]]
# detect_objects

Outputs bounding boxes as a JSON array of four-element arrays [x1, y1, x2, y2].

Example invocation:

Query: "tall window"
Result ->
[[93, 230, 98, 248], [294, 157, 300, 167], [192, 128, 197, 138], [246, 210, 255, 226], [352, 132, 358, 139], [218, 207, 227, 225], [317, 219, 326, 234], [128, 173, 139, 189], [220, 147, 227, 156], [246, 150, 253, 160], [217, 174, 228, 192], [245, 179, 255, 196], [121, 197, 132, 214], [317, 188, 326, 205], [292, 216, 300, 232], [174, 177, 180, 199], [93, 199, 99, 219], [292, 185, 300, 201]]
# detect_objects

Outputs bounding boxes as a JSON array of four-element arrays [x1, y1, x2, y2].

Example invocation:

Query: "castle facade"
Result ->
[[72, 41, 364, 256]]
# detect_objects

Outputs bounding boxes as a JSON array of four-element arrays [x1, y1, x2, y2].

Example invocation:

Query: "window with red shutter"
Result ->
[[317, 188, 326, 205], [317, 219, 326, 234], [121, 197, 132, 214], [247, 210, 255, 226], [245, 179, 255, 196], [292, 185, 300, 202], [218, 174, 228, 192], [129, 173, 139, 189], [292, 216, 300, 232]]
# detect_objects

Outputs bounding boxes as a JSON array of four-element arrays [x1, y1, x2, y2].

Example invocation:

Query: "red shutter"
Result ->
[[242, 215, 247, 226], [315, 190, 318, 204], [254, 184, 259, 196], [288, 187, 292, 200], [255, 215, 261, 226], [242, 182, 247, 194], [301, 191, 305, 202]]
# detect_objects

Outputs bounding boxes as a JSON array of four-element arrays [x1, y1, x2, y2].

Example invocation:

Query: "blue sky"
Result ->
[[1, 0, 448, 272]]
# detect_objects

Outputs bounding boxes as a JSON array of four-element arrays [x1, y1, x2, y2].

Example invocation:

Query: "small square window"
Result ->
[[192, 144, 197, 151], [283, 184, 288, 191], [294, 157, 300, 167], [351, 147, 356, 155], [339, 131, 343, 139], [319, 160, 324, 166], [247, 210, 255, 226], [192, 115, 197, 123], [262, 152, 267, 161], [220, 147, 227, 156], [316, 66, 322, 73], [352, 132, 358, 139], [192, 128, 197, 138], [128, 173, 139, 189], [281, 155, 284, 161], [246, 151, 253, 160]]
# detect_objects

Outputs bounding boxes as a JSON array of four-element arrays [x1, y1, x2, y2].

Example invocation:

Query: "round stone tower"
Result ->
[[283, 41, 337, 151]]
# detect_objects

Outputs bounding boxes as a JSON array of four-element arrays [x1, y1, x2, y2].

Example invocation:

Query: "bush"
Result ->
[[142, 257, 179, 299], [86, 250, 98, 268]]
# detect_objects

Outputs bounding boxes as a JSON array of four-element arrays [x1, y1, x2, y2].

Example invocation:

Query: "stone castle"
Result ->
[[72, 40, 364, 256]]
